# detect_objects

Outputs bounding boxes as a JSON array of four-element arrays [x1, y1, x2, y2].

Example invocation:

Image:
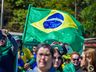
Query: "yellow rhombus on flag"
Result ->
[[22, 4, 84, 53]]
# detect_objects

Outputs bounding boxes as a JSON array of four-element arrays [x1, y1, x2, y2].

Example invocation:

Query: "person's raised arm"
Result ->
[[2, 29, 18, 56]]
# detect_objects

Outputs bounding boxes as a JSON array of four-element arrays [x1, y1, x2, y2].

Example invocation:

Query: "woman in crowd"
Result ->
[[53, 48, 63, 72], [81, 48, 96, 72], [31, 43, 56, 72], [51, 41, 69, 72]]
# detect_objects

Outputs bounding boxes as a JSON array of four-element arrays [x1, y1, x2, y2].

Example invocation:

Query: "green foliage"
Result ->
[[7, 9, 27, 32], [79, 2, 96, 37]]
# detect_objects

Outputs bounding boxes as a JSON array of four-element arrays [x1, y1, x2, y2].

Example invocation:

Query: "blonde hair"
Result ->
[[84, 48, 96, 66]]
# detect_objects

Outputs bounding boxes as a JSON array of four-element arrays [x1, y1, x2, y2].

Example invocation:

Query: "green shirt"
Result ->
[[0, 40, 12, 61], [63, 62, 75, 72]]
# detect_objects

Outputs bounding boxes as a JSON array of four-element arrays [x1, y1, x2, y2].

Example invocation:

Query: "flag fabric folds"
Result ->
[[22, 4, 84, 53]]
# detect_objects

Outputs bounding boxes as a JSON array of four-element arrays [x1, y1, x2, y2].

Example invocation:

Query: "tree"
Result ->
[[79, 1, 96, 37]]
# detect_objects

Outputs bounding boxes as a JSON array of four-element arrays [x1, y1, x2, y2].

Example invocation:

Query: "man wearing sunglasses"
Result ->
[[63, 52, 83, 72], [0, 29, 18, 72], [71, 52, 82, 71]]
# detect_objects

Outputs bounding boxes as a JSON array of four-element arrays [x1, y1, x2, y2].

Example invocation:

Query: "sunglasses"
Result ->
[[72, 58, 79, 61]]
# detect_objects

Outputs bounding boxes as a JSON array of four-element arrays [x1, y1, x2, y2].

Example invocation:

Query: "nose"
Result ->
[[41, 55, 46, 59], [56, 58, 59, 62]]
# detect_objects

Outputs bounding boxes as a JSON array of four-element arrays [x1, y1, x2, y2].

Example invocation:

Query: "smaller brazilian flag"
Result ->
[[22, 4, 84, 53]]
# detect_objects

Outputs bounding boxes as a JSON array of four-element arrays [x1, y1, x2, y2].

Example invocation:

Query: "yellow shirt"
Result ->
[[18, 48, 33, 63]]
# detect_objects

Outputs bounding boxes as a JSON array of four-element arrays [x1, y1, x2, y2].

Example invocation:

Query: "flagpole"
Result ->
[[0, 0, 4, 29], [75, 0, 77, 19]]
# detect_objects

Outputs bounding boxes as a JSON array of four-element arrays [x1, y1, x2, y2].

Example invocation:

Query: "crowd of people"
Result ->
[[0, 29, 96, 72]]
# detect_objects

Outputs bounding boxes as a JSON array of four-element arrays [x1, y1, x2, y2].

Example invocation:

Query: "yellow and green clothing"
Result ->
[[63, 62, 75, 72], [63, 62, 83, 72], [18, 48, 33, 63]]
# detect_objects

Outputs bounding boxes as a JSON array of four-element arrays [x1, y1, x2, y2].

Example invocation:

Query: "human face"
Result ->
[[86, 53, 92, 62], [36, 47, 52, 71], [71, 54, 80, 66], [81, 52, 88, 67], [33, 46, 37, 53], [0, 39, 6, 46], [53, 52, 62, 69]]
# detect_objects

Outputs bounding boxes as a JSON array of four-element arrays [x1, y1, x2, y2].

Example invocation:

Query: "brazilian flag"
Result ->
[[22, 4, 84, 53]]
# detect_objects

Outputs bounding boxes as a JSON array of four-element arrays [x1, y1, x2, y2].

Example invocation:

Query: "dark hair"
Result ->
[[51, 42, 68, 55], [61, 43, 68, 55], [37, 43, 54, 57], [0, 30, 6, 40], [53, 48, 62, 56], [53, 48, 63, 61]]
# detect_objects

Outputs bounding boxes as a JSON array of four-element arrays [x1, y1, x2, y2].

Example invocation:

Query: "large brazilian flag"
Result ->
[[22, 4, 84, 53]]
